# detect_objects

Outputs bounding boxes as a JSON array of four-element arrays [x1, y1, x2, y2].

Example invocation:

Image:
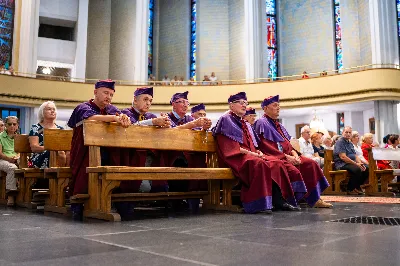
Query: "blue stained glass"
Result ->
[[398, 21, 400, 37], [1, 110, 8, 119], [190, 0, 197, 79], [266, 0, 275, 15], [334, 0, 342, 70], [397, 0, 400, 18], [266, 0, 277, 78], [0, 2, 14, 67], [147, 0, 154, 75], [10, 110, 17, 117]]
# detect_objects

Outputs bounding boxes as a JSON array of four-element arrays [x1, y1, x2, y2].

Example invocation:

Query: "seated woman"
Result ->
[[322, 135, 333, 150], [351, 131, 368, 165], [28, 101, 68, 188], [0, 116, 20, 205], [310, 132, 324, 168], [387, 135, 399, 170]]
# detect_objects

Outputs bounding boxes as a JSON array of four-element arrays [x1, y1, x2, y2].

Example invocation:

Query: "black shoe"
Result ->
[[274, 202, 301, 211], [187, 198, 200, 214], [115, 202, 135, 221], [259, 209, 272, 214]]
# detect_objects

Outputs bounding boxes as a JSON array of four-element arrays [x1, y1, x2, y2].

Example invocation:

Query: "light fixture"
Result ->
[[42, 67, 51, 75], [310, 110, 328, 135]]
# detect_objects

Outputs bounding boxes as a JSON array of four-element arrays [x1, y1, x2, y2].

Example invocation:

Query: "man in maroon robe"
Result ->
[[163, 92, 212, 210], [191, 103, 206, 120], [212, 92, 299, 213], [120, 87, 171, 193], [254, 95, 332, 208], [243, 107, 257, 126], [68, 80, 131, 219]]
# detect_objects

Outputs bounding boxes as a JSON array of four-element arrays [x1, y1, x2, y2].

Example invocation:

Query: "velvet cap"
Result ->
[[245, 107, 256, 115], [261, 95, 279, 108], [170, 91, 189, 104], [134, 87, 153, 97], [95, 79, 115, 91], [191, 103, 206, 113], [228, 92, 247, 103]]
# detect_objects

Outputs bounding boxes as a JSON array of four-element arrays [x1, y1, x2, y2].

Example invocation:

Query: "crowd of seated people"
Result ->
[[157, 72, 219, 86], [4, 78, 399, 219]]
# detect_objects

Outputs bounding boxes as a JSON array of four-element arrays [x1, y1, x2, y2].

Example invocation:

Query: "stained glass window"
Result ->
[[397, 0, 400, 62], [148, 0, 154, 76], [334, 0, 343, 70], [190, 0, 197, 80], [266, 0, 277, 79], [0, 0, 14, 68]]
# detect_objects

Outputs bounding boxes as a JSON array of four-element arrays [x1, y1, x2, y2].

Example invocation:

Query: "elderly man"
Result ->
[[299, 125, 323, 167], [191, 103, 206, 119], [243, 107, 257, 126], [164, 92, 212, 210], [120, 87, 171, 194], [213, 92, 298, 214], [334, 126, 368, 195], [68, 80, 131, 219], [254, 95, 332, 208]]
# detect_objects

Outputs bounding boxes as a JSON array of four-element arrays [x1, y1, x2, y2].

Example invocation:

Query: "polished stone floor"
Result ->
[[0, 202, 399, 266]]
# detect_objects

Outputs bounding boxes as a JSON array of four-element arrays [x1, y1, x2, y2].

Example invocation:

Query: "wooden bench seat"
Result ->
[[81, 120, 236, 222]]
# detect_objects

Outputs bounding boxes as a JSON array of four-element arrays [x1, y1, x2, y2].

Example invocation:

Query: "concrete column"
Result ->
[[71, 0, 89, 81], [374, 100, 399, 143], [18, 0, 40, 77], [109, 0, 137, 81], [134, 0, 149, 84], [86, 0, 111, 79], [244, 0, 262, 82], [369, 0, 399, 66]]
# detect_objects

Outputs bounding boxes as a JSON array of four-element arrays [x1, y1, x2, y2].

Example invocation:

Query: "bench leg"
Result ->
[[23, 178, 36, 209], [47, 179, 58, 207], [0, 173, 7, 205], [84, 173, 121, 222], [380, 174, 394, 193], [16, 176, 25, 207], [44, 177, 70, 214]]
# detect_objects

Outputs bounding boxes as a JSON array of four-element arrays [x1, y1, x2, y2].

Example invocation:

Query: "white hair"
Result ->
[[38, 101, 57, 122], [300, 125, 310, 134]]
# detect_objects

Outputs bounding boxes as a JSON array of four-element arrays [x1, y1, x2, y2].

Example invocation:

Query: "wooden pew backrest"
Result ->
[[14, 134, 31, 153], [83, 120, 216, 152], [43, 129, 72, 151]]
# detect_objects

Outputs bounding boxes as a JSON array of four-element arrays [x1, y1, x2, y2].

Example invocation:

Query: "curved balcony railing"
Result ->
[[9, 63, 400, 86]]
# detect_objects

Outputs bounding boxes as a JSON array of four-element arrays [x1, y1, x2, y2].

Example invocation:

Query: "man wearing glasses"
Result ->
[[212, 92, 298, 214], [163, 92, 212, 211]]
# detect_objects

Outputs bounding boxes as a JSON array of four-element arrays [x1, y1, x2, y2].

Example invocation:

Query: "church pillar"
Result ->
[[369, 0, 399, 66], [18, 0, 40, 77], [374, 100, 399, 143]]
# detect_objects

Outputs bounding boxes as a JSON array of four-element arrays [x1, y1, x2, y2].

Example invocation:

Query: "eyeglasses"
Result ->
[[232, 100, 249, 106], [7, 123, 17, 126], [174, 100, 190, 106]]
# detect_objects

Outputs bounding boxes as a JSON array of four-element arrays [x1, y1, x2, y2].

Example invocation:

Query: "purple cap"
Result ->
[[228, 92, 247, 103], [134, 87, 153, 97], [261, 95, 279, 108], [95, 79, 115, 91], [245, 107, 256, 115], [170, 91, 189, 104], [191, 103, 206, 113]]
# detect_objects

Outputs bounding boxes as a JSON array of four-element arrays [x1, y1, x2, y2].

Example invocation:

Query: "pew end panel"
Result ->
[[323, 149, 348, 195]]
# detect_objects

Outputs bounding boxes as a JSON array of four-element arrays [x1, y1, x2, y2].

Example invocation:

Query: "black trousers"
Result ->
[[340, 163, 369, 191]]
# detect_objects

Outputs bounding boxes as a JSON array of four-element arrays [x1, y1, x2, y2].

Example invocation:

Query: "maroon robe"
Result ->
[[254, 116, 329, 206], [212, 112, 296, 213], [118, 107, 167, 192], [68, 100, 131, 195], [160, 112, 207, 191]]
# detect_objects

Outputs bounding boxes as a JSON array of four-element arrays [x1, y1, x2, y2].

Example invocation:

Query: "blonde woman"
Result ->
[[351, 131, 368, 165], [29, 101, 68, 188]]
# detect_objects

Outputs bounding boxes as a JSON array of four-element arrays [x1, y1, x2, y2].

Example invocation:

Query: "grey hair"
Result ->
[[38, 101, 57, 122], [300, 125, 310, 134], [322, 134, 332, 142]]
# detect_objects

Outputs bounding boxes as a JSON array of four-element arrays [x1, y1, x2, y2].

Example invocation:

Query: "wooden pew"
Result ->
[[323, 149, 348, 194], [79, 120, 235, 222], [43, 129, 72, 214], [365, 148, 395, 196], [12, 134, 46, 208]]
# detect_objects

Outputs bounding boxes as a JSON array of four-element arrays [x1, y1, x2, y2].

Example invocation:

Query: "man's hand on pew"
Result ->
[[194, 117, 212, 130], [152, 116, 171, 128], [114, 114, 131, 128]]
